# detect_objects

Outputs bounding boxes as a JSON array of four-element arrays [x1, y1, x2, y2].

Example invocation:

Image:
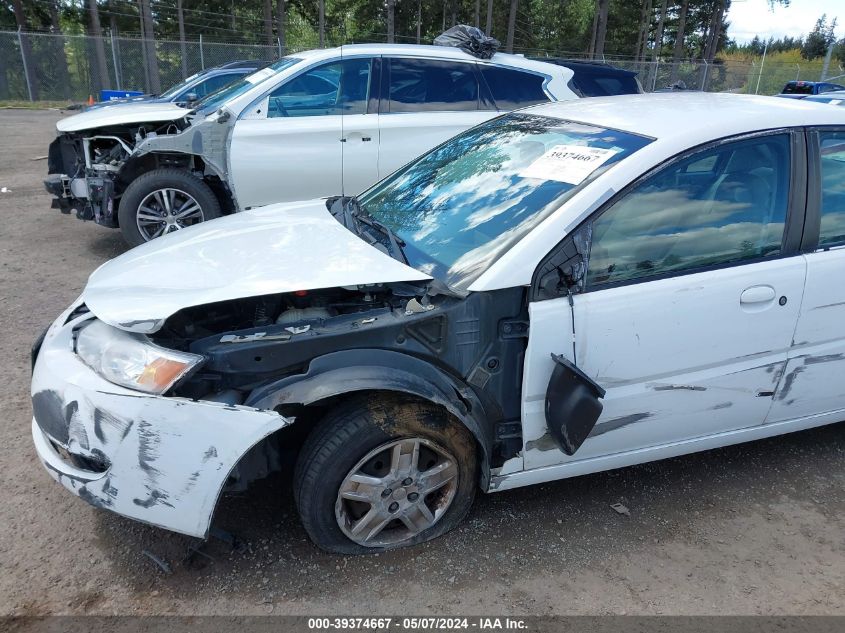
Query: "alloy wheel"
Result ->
[[335, 437, 459, 547]]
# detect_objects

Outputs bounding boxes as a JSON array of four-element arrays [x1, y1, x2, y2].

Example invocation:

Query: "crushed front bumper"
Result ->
[[43, 174, 118, 227], [31, 301, 291, 538]]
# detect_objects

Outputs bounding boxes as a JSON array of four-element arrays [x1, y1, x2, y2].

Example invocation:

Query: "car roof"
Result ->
[[217, 59, 265, 70], [293, 43, 566, 73], [525, 92, 845, 141]]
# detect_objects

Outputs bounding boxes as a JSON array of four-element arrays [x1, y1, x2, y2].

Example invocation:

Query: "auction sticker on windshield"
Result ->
[[519, 144, 620, 184]]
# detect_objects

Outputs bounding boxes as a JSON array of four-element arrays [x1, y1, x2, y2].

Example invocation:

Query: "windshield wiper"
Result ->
[[328, 196, 407, 264]]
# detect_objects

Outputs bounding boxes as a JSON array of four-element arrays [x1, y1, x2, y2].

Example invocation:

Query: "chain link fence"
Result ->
[[0, 27, 837, 102], [0, 19, 346, 103]]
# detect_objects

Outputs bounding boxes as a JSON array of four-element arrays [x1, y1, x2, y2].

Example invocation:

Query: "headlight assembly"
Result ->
[[75, 319, 203, 395]]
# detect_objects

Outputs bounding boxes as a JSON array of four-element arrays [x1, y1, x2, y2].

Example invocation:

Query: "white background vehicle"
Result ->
[[44, 44, 577, 246], [33, 94, 845, 554]]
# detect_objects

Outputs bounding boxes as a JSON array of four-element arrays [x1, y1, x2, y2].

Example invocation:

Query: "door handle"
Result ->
[[740, 285, 776, 305]]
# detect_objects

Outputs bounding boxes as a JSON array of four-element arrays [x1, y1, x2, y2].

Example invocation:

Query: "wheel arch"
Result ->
[[245, 349, 495, 489], [118, 152, 233, 212]]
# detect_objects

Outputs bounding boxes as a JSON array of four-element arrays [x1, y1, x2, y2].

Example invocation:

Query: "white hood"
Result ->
[[83, 199, 431, 333], [57, 102, 189, 133]]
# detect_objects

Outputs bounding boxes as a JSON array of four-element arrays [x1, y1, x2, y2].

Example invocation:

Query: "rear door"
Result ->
[[767, 128, 845, 422], [377, 57, 493, 177]]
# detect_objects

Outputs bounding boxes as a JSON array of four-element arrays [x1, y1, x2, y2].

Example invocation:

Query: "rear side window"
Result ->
[[782, 82, 814, 95], [817, 132, 845, 248], [586, 134, 791, 288], [387, 59, 479, 112], [570, 73, 640, 97], [479, 66, 548, 110]]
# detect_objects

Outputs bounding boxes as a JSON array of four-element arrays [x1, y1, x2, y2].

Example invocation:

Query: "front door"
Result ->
[[522, 131, 806, 471], [229, 57, 375, 209]]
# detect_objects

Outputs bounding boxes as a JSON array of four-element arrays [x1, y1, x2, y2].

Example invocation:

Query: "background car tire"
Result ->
[[117, 168, 221, 247], [294, 394, 478, 554]]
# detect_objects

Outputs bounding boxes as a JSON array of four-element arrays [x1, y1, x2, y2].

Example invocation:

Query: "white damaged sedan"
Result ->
[[32, 94, 845, 553]]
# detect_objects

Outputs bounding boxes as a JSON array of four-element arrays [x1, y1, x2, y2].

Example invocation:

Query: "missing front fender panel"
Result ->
[[544, 353, 606, 455]]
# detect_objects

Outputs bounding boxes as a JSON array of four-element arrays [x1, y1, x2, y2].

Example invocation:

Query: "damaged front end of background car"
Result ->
[[43, 110, 233, 228]]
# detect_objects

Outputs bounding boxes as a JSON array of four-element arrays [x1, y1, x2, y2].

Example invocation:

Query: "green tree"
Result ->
[[802, 14, 837, 60]]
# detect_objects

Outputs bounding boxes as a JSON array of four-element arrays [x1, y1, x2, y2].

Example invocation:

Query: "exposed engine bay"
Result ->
[[150, 282, 530, 480]]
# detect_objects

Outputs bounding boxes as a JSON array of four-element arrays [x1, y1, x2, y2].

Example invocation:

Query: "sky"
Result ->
[[728, 0, 842, 44]]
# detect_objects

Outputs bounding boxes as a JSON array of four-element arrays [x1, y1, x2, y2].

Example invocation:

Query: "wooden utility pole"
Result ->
[[648, 0, 668, 89], [12, 0, 40, 100], [177, 0, 188, 78], [670, 0, 689, 81], [388, 0, 395, 43], [277, 0, 286, 54], [88, 0, 111, 91], [505, 0, 518, 53], [593, 0, 609, 59], [140, 0, 160, 93], [263, 0, 274, 47], [485, 0, 494, 35], [319, 0, 325, 47]]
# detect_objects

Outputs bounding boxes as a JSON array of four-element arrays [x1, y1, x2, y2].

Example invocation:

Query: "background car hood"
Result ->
[[56, 102, 188, 132], [82, 199, 432, 333]]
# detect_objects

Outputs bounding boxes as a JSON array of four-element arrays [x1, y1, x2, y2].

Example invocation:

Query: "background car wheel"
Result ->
[[117, 168, 221, 247], [294, 395, 478, 554]]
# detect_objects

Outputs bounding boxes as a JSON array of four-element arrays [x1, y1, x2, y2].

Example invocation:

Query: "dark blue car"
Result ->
[[89, 60, 265, 109], [776, 80, 845, 99]]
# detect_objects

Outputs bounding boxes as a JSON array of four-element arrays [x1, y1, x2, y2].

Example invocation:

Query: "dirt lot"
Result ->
[[0, 109, 842, 617]]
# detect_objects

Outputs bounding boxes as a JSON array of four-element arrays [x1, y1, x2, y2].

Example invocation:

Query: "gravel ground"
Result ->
[[0, 109, 843, 617]]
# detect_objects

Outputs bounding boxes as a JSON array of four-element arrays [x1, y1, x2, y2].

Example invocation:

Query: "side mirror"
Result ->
[[185, 92, 199, 104], [532, 225, 591, 301]]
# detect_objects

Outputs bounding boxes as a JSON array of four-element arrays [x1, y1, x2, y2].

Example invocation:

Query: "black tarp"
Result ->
[[433, 25, 500, 60]]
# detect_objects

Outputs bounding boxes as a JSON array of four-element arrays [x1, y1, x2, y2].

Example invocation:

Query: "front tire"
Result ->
[[117, 168, 221, 247], [294, 395, 477, 554]]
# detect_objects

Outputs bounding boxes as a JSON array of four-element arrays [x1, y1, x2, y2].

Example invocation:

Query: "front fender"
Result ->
[[245, 349, 494, 487]]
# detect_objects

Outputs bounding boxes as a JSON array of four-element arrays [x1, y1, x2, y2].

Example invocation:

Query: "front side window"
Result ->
[[586, 134, 791, 288], [186, 73, 240, 99], [817, 132, 845, 248], [479, 66, 548, 110], [387, 58, 479, 112], [267, 58, 371, 118], [358, 113, 652, 288]]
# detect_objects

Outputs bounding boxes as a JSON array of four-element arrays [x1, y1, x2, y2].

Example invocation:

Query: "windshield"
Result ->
[[194, 57, 301, 114], [357, 113, 652, 289], [159, 71, 204, 100]]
